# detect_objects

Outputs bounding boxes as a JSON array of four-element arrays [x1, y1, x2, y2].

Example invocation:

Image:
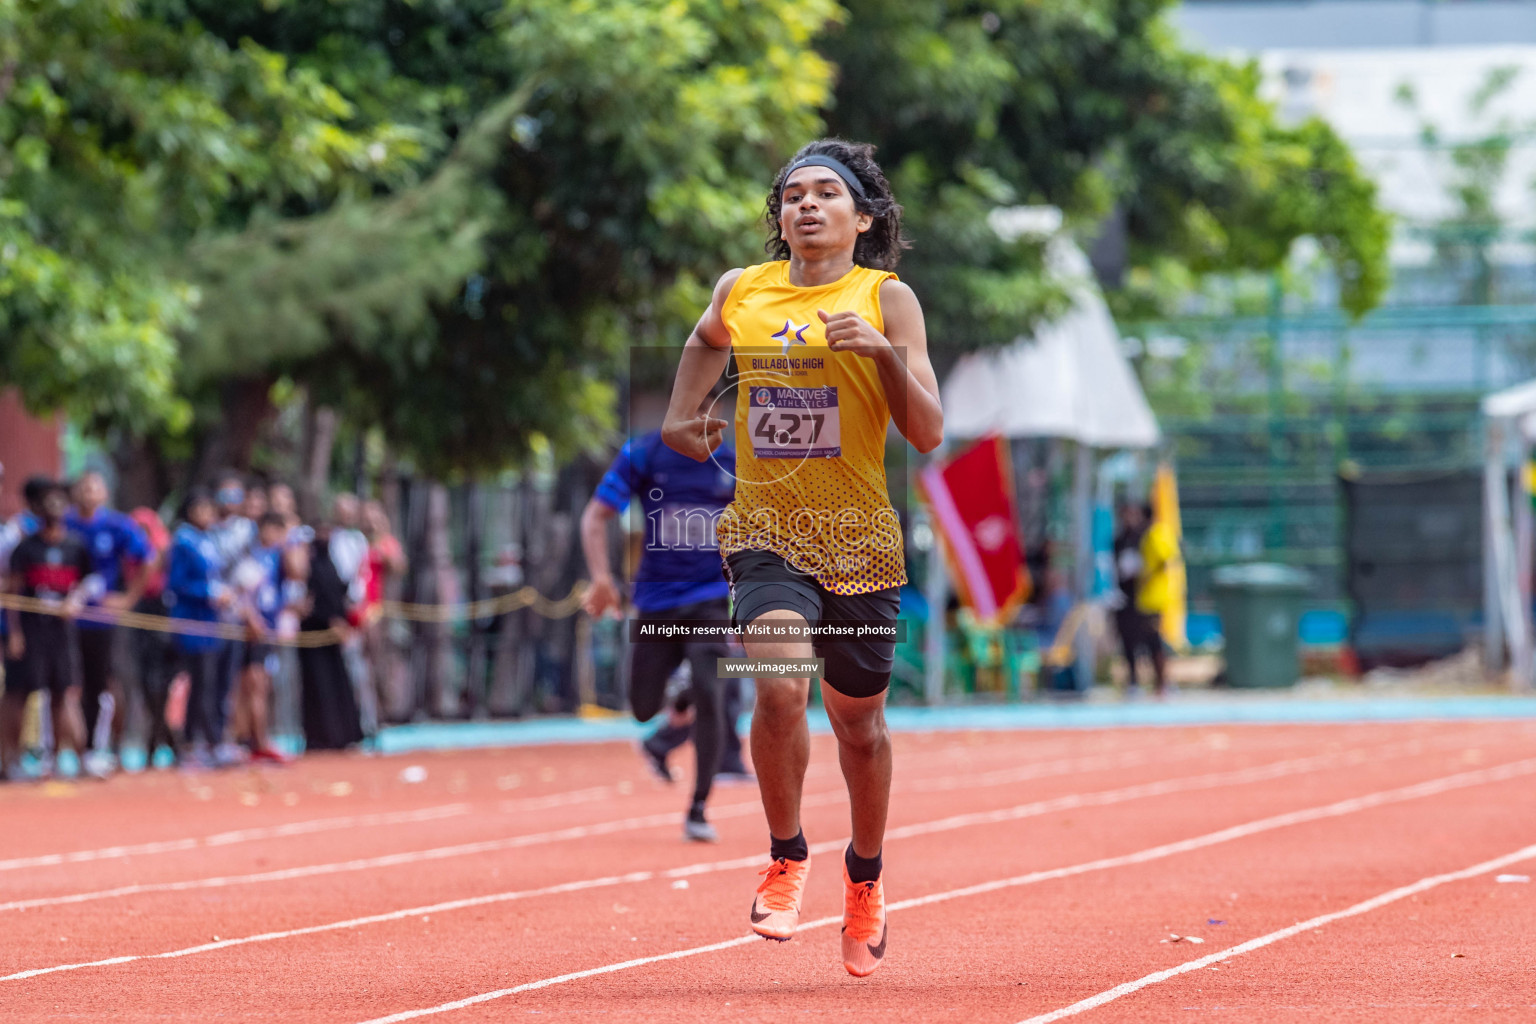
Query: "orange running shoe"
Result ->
[[750, 856, 811, 941], [841, 862, 887, 977]]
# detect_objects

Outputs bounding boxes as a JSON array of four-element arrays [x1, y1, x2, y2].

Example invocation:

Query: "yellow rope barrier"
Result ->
[[0, 581, 589, 649]]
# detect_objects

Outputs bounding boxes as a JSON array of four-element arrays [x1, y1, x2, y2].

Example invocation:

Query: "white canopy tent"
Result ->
[[942, 239, 1160, 449], [1481, 380, 1536, 690], [922, 231, 1160, 701]]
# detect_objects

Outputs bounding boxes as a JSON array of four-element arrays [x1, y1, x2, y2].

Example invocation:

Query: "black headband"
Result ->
[[782, 155, 867, 200]]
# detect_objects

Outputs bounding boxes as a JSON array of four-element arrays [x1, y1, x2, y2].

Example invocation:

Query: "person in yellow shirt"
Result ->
[[660, 139, 943, 977], [1131, 501, 1178, 695]]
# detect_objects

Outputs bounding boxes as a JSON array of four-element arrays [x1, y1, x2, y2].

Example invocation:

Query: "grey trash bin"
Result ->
[[1211, 563, 1311, 688]]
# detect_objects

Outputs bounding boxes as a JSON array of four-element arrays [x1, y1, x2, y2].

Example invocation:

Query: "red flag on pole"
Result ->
[[917, 435, 1029, 624]]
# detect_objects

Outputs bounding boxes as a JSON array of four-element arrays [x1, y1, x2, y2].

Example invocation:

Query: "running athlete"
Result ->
[[660, 139, 943, 976], [580, 407, 742, 842]]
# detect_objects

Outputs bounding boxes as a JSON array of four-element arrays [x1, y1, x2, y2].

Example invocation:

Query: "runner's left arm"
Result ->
[[819, 279, 943, 453]]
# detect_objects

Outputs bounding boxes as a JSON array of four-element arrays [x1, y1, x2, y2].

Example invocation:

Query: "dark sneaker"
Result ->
[[683, 817, 719, 843], [639, 741, 674, 783]]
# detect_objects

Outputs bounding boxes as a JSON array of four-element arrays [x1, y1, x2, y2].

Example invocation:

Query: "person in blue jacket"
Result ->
[[165, 488, 231, 767]]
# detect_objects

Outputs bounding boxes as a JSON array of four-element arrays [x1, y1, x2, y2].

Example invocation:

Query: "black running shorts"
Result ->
[[725, 549, 900, 700], [629, 597, 731, 723], [9, 624, 81, 698]]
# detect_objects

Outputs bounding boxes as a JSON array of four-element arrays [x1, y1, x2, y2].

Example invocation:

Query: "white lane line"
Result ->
[[0, 796, 765, 913], [4, 722, 1413, 880], [0, 738, 1248, 910], [346, 756, 1536, 1023], [0, 735, 1394, 914], [1015, 842, 1536, 1023], [0, 805, 474, 873], [0, 740, 1492, 980], [905, 724, 1484, 796], [0, 736, 1458, 916], [0, 784, 629, 877], [493, 785, 625, 814], [0, 734, 1190, 876]]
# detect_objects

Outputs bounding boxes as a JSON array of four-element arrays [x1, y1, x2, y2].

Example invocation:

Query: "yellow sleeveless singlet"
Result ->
[[716, 261, 907, 595]]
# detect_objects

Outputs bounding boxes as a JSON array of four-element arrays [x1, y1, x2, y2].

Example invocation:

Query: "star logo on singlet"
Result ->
[[771, 319, 809, 355]]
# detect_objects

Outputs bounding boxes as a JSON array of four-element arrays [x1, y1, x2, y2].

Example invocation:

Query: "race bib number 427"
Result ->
[[748, 386, 841, 459]]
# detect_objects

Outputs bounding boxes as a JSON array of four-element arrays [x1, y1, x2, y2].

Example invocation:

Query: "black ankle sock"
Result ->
[[845, 843, 882, 884], [770, 829, 808, 863], [688, 800, 707, 824]]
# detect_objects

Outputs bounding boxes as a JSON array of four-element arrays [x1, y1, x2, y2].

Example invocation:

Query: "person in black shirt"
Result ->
[[297, 525, 363, 751], [2, 482, 103, 778], [1112, 500, 1160, 695]]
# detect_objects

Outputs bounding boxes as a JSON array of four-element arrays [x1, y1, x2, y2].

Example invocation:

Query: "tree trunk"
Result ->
[[299, 400, 338, 522], [111, 435, 174, 512], [423, 482, 459, 716], [188, 375, 276, 487]]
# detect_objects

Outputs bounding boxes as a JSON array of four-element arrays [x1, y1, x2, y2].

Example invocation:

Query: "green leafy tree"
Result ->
[[821, 0, 1390, 345], [166, 0, 838, 477], [5, 0, 1392, 491], [0, 0, 417, 434]]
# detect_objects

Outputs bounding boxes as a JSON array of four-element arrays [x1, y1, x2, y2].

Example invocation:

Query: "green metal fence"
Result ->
[[1127, 297, 1536, 615]]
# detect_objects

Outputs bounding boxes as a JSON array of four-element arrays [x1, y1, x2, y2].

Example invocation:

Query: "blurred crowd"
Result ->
[[0, 461, 406, 781]]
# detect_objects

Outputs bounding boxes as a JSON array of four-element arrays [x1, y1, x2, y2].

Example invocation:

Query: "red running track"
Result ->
[[2, 721, 1534, 1022]]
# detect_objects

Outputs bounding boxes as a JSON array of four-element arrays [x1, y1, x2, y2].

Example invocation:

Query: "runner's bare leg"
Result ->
[[821, 685, 891, 859], [743, 609, 813, 841]]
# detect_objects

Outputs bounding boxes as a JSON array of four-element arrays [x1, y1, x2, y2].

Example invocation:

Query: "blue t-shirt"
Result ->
[[244, 545, 284, 629], [165, 523, 227, 653], [66, 507, 151, 630], [593, 433, 734, 613]]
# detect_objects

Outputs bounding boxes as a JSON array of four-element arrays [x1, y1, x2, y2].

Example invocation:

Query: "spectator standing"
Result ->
[[0, 461, 19, 570], [165, 489, 232, 768], [4, 482, 103, 778], [265, 481, 311, 741], [243, 483, 269, 523], [268, 483, 304, 536], [66, 471, 150, 764], [127, 506, 179, 765], [298, 525, 363, 751], [1133, 502, 1179, 697], [207, 472, 255, 764], [328, 494, 369, 603], [326, 494, 372, 732], [359, 499, 406, 727], [1, 477, 50, 773], [229, 512, 293, 762], [0, 462, 21, 758], [1111, 501, 1151, 694]]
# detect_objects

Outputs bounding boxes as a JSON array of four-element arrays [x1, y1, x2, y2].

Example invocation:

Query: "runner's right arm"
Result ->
[[661, 269, 742, 462], [581, 439, 646, 618], [579, 500, 622, 618]]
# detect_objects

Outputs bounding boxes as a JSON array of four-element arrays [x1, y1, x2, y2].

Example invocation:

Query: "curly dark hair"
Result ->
[[764, 139, 909, 270]]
